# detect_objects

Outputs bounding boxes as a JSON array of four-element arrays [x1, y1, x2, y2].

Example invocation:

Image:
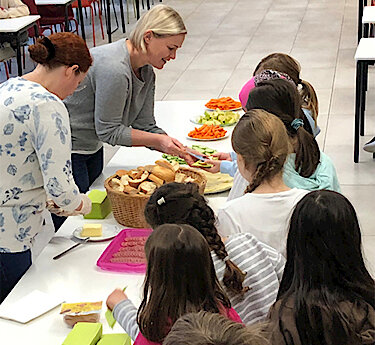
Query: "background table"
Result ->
[[0, 15, 40, 75], [35, 0, 85, 40], [0, 100, 234, 344]]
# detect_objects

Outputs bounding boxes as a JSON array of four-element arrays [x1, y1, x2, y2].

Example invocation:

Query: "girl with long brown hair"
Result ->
[[217, 109, 309, 254], [106, 224, 242, 345], [143, 182, 285, 325]]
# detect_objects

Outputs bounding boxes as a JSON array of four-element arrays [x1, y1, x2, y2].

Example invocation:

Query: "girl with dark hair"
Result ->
[[268, 190, 375, 345], [0, 33, 92, 302], [106, 224, 242, 345], [217, 109, 309, 254], [205, 78, 340, 201], [142, 182, 285, 325]]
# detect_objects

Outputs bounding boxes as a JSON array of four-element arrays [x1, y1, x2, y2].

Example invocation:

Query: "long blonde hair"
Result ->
[[232, 109, 291, 193], [253, 53, 319, 124], [129, 4, 187, 53]]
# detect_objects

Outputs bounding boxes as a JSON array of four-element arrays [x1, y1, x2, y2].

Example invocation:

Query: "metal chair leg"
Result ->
[[354, 61, 362, 163]]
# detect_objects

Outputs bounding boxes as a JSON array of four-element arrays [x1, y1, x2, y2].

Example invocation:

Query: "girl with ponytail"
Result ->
[[205, 78, 340, 201], [253, 52, 319, 130], [217, 109, 309, 254], [143, 181, 285, 325]]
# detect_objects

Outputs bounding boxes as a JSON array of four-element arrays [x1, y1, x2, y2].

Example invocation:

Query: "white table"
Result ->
[[0, 101, 234, 344], [35, 0, 85, 40], [0, 15, 40, 75]]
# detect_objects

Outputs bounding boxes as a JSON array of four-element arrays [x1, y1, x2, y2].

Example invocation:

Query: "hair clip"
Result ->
[[157, 197, 166, 205], [291, 118, 304, 131], [41, 37, 56, 60]]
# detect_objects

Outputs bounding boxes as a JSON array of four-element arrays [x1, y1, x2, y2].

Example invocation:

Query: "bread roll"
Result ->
[[151, 165, 175, 182], [148, 174, 164, 187], [139, 181, 157, 195], [155, 159, 175, 172], [128, 171, 149, 188]]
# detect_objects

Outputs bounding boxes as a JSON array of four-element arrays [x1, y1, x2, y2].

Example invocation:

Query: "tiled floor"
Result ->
[[2, 0, 374, 274]]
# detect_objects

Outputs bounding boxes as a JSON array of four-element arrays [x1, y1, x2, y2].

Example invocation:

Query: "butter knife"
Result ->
[[53, 237, 90, 260]]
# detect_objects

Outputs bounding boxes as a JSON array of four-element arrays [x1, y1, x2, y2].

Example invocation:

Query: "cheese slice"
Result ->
[[81, 224, 102, 237]]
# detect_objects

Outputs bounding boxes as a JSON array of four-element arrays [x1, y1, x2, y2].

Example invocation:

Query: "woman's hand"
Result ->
[[106, 289, 128, 311]]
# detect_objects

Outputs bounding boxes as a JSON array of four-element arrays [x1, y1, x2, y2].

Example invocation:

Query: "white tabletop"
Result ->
[[0, 15, 40, 33], [362, 6, 375, 24], [35, 0, 75, 6], [355, 37, 375, 60], [0, 100, 234, 344]]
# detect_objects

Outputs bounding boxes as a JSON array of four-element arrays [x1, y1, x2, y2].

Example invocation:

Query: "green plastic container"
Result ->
[[84, 190, 112, 219], [62, 322, 102, 345], [97, 334, 131, 345]]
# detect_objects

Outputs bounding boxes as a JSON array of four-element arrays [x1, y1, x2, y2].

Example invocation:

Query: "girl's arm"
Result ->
[[112, 299, 140, 340]]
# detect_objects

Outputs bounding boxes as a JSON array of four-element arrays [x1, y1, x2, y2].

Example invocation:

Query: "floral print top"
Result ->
[[0, 77, 81, 253]]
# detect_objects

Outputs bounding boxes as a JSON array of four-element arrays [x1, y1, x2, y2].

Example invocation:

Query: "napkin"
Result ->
[[0, 290, 64, 323]]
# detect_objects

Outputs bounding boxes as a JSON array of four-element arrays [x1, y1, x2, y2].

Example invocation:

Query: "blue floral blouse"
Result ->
[[0, 77, 81, 253]]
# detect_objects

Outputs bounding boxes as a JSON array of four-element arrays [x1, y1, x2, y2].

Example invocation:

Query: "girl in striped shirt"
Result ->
[[144, 182, 285, 325]]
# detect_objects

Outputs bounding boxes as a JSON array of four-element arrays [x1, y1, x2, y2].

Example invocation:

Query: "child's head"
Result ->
[[137, 223, 230, 343], [276, 190, 375, 344], [253, 53, 319, 122], [238, 69, 294, 110], [163, 311, 267, 345], [246, 79, 320, 178], [144, 182, 248, 294], [232, 109, 290, 193]]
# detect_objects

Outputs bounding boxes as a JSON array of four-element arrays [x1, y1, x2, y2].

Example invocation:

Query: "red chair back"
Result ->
[[22, 0, 40, 37]]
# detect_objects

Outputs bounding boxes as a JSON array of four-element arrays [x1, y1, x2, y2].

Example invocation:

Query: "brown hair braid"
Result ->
[[232, 109, 291, 193], [144, 182, 249, 295]]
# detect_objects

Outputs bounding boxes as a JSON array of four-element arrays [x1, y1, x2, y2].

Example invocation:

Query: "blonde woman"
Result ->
[[64, 5, 190, 196]]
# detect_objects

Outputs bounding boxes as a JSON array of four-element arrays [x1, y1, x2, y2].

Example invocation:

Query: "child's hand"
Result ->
[[201, 159, 221, 173], [212, 152, 232, 161], [106, 289, 128, 310]]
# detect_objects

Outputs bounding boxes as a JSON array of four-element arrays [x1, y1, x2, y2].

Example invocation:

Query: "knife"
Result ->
[[187, 151, 206, 161], [53, 237, 90, 260]]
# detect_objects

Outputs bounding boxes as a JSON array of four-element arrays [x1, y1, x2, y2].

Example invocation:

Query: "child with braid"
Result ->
[[144, 182, 285, 325], [217, 109, 309, 254], [206, 79, 340, 201]]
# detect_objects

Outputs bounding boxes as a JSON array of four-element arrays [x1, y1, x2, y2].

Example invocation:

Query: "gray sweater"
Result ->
[[64, 39, 166, 152]]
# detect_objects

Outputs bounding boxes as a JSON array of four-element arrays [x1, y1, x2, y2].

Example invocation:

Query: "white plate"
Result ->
[[205, 107, 242, 112], [73, 224, 121, 242], [187, 133, 229, 141], [189, 116, 239, 127]]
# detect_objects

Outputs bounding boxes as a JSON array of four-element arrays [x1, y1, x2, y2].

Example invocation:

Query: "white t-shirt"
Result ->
[[217, 188, 309, 254]]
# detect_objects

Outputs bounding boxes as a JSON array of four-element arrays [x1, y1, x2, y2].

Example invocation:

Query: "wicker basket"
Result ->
[[104, 167, 207, 228]]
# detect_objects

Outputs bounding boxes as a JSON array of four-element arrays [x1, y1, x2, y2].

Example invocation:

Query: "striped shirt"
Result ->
[[113, 233, 285, 335], [213, 233, 285, 324]]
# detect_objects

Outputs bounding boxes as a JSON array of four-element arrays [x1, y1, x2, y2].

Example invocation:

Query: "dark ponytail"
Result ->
[[247, 79, 320, 177], [144, 182, 249, 295]]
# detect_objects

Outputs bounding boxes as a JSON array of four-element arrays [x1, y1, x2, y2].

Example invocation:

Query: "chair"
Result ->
[[37, 5, 78, 33], [22, 0, 53, 36], [353, 38, 375, 162], [72, 0, 104, 46]]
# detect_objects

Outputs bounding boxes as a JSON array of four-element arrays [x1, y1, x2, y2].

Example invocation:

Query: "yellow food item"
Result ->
[[81, 224, 102, 237], [201, 171, 233, 194]]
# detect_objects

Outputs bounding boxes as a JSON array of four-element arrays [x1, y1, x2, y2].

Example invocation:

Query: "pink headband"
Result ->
[[238, 70, 294, 109]]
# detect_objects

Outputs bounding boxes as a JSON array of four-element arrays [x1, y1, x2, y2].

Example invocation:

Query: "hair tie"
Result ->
[[291, 118, 304, 131], [157, 197, 166, 206], [41, 37, 56, 61], [223, 256, 230, 263]]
